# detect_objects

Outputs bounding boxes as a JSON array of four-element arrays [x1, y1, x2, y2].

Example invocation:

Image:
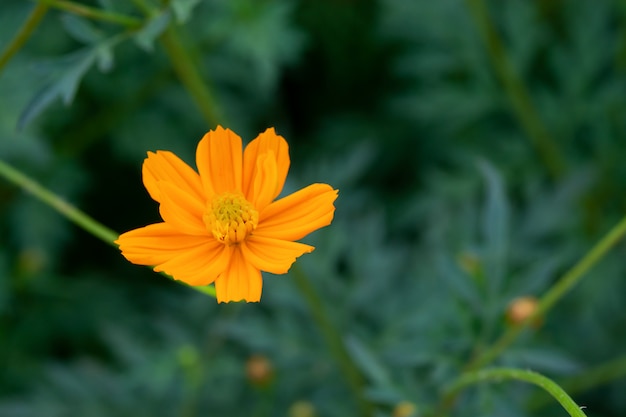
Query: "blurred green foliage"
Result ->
[[1, 0, 626, 416]]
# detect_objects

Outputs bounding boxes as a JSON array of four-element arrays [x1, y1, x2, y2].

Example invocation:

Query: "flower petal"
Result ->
[[243, 128, 289, 201], [242, 235, 314, 274], [154, 241, 232, 286], [142, 151, 204, 203], [247, 152, 278, 212], [196, 126, 243, 196], [214, 246, 262, 303], [255, 184, 338, 241], [116, 222, 212, 266], [158, 181, 207, 236]]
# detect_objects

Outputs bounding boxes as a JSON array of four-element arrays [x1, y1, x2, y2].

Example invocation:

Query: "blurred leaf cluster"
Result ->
[[1, 0, 626, 416]]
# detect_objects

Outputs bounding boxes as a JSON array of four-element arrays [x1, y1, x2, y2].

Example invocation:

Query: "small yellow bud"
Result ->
[[288, 400, 316, 417], [506, 296, 542, 327], [246, 355, 274, 387], [393, 400, 418, 417]]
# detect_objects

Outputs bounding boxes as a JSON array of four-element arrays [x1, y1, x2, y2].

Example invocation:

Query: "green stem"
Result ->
[[0, 159, 118, 245], [465, 0, 565, 179], [33, 0, 142, 28], [467, 212, 626, 371], [443, 368, 588, 417], [528, 354, 626, 411], [290, 264, 372, 417], [0, 3, 49, 74], [159, 25, 225, 126], [0, 159, 216, 298]]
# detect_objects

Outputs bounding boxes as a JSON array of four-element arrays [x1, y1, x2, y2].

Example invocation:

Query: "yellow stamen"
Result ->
[[204, 192, 258, 245]]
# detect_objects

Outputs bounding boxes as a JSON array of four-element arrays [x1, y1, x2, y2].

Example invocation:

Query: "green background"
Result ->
[[1, 0, 626, 416]]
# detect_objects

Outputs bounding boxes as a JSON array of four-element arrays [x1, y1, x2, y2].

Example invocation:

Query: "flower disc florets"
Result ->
[[204, 192, 259, 245]]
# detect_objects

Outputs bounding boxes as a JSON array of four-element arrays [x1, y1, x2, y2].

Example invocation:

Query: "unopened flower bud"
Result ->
[[246, 354, 274, 387], [288, 400, 316, 417], [506, 296, 542, 327], [393, 400, 418, 417]]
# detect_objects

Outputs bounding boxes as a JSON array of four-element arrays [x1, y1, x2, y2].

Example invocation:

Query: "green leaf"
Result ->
[[134, 11, 171, 52], [436, 253, 483, 314], [345, 335, 392, 388], [18, 38, 120, 129], [18, 48, 98, 129], [170, 0, 201, 23], [479, 160, 509, 296], [60, 14, 104, 44]]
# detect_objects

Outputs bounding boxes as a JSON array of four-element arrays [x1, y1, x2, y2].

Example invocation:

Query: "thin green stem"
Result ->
[[0, 159, 216, 298], [442, 368, 587, 417], [465, 0, 565, 179], [467, 212, 626, 371], [528, 354, 626, 411], [33, 0, 142, 28], [0, 159, 118, 245], [290, 264, 372, 417], [433, 212, 626, 416], [159, 25, 225, 126], [0, 3, 49, 74]]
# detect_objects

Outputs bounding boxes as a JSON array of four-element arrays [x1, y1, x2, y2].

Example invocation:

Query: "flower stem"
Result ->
[[159, 25, 225, 127], [0, 3, 49, 75], [465, 0, 565, 179], [528, 353, 626, 411], [467, 212, 626, 371], [33, 0, 142, 28], [432, 212, 626, 416], [442, 368, 588, 417], [290, 264, 373, 417], [0, 159, 216, 298], [0, 159, 118, 245]]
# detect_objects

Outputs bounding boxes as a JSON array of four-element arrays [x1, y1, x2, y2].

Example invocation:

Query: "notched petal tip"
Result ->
[[196, 126, 243, 195], [243, 128, 290, 201], [256, 183, 338, 241]]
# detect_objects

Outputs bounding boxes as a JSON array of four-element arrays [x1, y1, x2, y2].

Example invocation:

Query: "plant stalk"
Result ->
[[442, 368, 588, 417], [159, 25, 225, 127], [465, 0, 565, 178], [0, 3, 49, 75], [33, 0, 142, 27], [0, 159, 216, 298], [291, 264, 372, 417]]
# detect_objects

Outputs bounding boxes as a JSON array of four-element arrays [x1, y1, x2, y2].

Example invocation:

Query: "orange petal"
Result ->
[[158, 181, 207, 236], [242, 235, 314, 274], [116, 222, 213, 266], [247, 152, 278, 212], [255, 184, 338, 241], [243, 128, 289, 201], [196, 126, 243, 196], [154, 241, 232, 286], [214, 246, 262, 303], [142, 151, 204, 203]]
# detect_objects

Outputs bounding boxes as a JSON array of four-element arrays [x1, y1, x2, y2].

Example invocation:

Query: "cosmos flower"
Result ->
[[116, 126, 338, 303]]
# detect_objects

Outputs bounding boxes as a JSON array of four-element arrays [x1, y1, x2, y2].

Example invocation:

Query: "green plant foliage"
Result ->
[[2, 0, 626, 416]]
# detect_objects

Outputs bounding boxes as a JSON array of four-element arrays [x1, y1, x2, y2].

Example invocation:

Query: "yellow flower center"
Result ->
[[204, 192, 259, 245]]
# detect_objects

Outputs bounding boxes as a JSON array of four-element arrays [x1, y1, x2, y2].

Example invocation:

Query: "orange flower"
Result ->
[[115, 126, 338, 303]]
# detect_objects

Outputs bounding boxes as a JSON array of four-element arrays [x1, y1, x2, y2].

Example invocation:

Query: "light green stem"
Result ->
[[33, 0, 142, 28], [0, 159, 118, 245], [528, 354, 626, 411], [159, 25, 225, 127], [468, 212, 626, 371], [0, 3, 49, 74], [0, 159, 216, 298], [465, 0, 565, 178], [443, 368, 588, 417], [291, 264, 372, 417]]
